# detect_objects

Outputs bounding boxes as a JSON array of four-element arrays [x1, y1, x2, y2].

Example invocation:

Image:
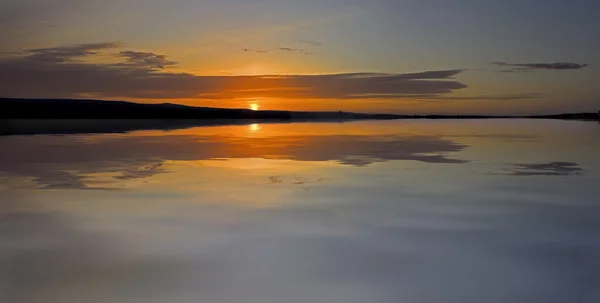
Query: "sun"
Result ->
[[250, 103, 260, 111]]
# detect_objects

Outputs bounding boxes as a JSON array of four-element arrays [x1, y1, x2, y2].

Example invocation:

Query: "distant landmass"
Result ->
[[2, 98, 597, 120], [0, 98, 404, 120], [0, 98, 597, 135]]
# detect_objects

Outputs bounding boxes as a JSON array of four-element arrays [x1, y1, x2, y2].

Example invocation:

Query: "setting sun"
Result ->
[[250, 103, 260, 111]]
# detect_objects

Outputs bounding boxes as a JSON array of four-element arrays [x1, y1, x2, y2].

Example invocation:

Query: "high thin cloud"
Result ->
[[244, 48, 269, 53], [492, 62, 590, 72], [298, 40, 323, 47], [278, 47, 303, 52], [244, 47, 313, 55], [119, 51, 177, 69], [0, 43, 468, 100], [22, 42, 122, 63], [277, 47, 314, 55], [430, 93, 542, 100]]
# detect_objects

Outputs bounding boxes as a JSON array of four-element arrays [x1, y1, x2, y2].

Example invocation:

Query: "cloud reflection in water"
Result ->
[[0, 130, 468, 189]]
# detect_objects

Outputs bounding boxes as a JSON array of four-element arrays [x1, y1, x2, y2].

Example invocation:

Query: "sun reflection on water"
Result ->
[[249, 123, 261, 132]]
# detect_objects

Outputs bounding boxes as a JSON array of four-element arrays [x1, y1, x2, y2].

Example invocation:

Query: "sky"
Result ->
[[0, 0, 599, 114]]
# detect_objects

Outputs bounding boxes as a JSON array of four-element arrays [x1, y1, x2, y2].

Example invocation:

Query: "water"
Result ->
[[1, 119, 599, 303]]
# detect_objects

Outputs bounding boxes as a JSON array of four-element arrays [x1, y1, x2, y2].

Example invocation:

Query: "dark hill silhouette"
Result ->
[[0, 98, 406, 120], [0, 98, 508, 120]]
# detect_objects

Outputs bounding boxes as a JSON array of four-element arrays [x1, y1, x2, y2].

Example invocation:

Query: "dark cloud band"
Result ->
[[0, 43, 468, 100], [492, 61, 590, 72]]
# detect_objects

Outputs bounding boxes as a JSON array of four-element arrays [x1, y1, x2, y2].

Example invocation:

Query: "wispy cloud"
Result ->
[[492, 61, 590, 72], [119, 51, 177, 69], [278, 47, 302, 52], [426, 93, 542, 100], [243, 47, 313, 55], [22, 42, 122, 63], [298, 40, 323, 47], [243, 48, 269, 53], [243, 39, 322, 55]]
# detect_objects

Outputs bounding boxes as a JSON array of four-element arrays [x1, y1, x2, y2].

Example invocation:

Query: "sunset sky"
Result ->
[[1, 0, 598, 114]]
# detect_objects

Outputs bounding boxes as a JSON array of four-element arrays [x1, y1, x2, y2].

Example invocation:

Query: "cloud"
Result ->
[[492, 62, 590, 72], [244, 47, 314, 55], [119, 51, 177, 69], [505, 162, 584, 176], [0, 44, 468, 100], [243, 48, 269, 53], [278, 47, 303, 52], [427, 93, 542, 101], [298, 40, 323, 47], [22, 42, 122, 63]]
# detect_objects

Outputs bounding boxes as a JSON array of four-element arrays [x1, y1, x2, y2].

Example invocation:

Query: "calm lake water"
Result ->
[[1, 119, 599, 303]]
